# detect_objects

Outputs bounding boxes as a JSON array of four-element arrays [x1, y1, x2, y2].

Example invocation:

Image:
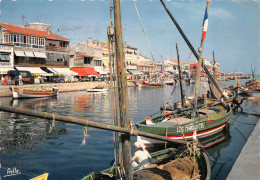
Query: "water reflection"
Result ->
[[0, 79, 259, 180]]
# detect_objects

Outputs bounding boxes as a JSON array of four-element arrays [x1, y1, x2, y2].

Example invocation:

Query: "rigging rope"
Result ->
[[132, 0, 155, 62], [165, 83, 177, 106]]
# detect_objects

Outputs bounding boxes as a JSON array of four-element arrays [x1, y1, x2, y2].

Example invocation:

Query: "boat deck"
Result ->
[[227, 117, 260, 180]]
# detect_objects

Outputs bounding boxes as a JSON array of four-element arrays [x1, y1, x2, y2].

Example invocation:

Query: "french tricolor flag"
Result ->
[[202, 0, 210, 40]]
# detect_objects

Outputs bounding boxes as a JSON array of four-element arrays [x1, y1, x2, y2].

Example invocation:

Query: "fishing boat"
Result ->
[[230, 83, 252, 96], [206, 87, 236, 105], [245, 80, 260, 92], [134, 0, 233, 148], [138, 81, 163, 88], [135, 103, 231, 148], [11, 86, 59, 99], [82, 145, 211, 180], [163, 80, 175, 86]]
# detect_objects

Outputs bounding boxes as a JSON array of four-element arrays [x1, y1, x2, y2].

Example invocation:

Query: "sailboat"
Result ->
[[135, 0, 232, 148], [206, 51, 236, 105]]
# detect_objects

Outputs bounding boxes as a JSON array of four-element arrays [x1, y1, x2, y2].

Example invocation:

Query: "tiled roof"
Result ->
[[0, 22, 68, 41], [76, 52, 94, 57], [138, 61, 154, 66]]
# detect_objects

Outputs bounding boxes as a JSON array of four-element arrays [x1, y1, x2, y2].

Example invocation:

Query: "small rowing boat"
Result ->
[[138, 81, 163, 88], [87, 86, 109, 92], [11, 86, 59, 99]]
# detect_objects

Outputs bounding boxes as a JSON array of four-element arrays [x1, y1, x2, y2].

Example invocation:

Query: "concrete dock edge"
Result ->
[[227, 117, 260, 180]]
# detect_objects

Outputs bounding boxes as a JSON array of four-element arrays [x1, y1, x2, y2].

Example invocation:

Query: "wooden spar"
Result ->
[[108, 0, 119, 167], [159, 0, 225, 100], [192, 0, 210, 116], [213, 51, 216, 80], [113, 0, 132, 178], [176, 43, 185, 107], [0, 105, 187, 145]]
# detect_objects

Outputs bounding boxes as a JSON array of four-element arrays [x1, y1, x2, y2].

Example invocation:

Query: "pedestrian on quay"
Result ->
[[1, 75, 4, 85], [8, 76, 11, 85], [4, 76, 8, 85], [18, 74, 23, 86]]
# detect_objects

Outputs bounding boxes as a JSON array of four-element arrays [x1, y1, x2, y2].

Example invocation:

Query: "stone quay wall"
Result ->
[[0, 81, 136, 98]]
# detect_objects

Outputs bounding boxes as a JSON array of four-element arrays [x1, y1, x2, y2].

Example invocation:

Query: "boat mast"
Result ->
[[192, 0, 210, 116], [159, 0, 224, 99], [108, 0, 121, 170], [113, 0, 133, 179], [176, 43, 185, 107], [213, 51, 216, 80]]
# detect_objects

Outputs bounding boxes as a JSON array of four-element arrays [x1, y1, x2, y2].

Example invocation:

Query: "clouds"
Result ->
[[210, 7, 235, 19]]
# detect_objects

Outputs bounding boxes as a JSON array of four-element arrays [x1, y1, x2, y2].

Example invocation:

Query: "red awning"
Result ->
[[71, 67, 99, 76]]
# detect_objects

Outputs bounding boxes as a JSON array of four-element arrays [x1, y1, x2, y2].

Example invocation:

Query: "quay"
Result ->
[[227, 117, 260, 180], [0, 81, 136, 98]]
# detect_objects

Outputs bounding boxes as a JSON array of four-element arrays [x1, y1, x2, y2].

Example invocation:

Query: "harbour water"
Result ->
[[0, 79, 259, 180]]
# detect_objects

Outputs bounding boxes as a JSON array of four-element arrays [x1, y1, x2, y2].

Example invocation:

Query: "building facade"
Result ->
[[0, 43, 14, 75], [0, 22, 72, 78]]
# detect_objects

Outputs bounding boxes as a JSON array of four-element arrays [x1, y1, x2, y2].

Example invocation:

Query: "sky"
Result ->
[[0, 0, 259, 74]]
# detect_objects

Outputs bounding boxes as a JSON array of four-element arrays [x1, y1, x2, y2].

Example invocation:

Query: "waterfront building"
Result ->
[[71, 38, 149, 76], [0, 22, 75, 80], [137, 61, 155, 74], [70, 40, 104, 76], [0, 43, 14, 75], [189, 58, 221, 78], [162, 59, 185, 75]]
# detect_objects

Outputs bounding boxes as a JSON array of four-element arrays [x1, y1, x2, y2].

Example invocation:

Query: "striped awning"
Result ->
[[14, 51, 26, 57], [34, 52, 47, 58], [51, 68, 78, 76], [15, 67, 52, 76], [0, 67, 15, 74], [24, 51, 35, 57], [128, 69, 143, 75]]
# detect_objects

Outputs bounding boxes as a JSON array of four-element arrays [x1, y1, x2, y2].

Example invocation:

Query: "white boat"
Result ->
[[11, 86, 59, 99], [87, 88, 109, 92]]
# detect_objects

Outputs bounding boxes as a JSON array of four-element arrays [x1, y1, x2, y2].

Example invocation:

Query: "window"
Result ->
[[0, 53, 10, 62], [94, 60, 102, 66], [4, 35, 8, 43], [84, 57, 92, 64]]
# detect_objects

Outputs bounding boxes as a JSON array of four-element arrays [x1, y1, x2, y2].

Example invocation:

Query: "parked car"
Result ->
[[53, 76, 66, 83], [7, 70, 34, 85]]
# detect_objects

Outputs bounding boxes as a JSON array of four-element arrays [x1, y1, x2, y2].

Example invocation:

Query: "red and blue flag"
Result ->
[[202, 0, 210, 40]]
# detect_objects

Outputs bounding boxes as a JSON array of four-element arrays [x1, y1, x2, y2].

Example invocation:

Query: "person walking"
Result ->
[[4, 76, 8, 85], [0, 75, 3, 86], [19, 74, 23, 86]]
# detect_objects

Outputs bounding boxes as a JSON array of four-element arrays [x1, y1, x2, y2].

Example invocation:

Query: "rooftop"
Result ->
[[0, 22, 69, 41]]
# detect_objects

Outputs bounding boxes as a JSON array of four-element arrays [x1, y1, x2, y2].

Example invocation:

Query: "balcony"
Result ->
[[45, 46, 69, 52]]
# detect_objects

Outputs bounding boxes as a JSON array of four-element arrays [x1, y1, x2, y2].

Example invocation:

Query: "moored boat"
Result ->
[[82, 146, 211, 180], [245, 80, 260, 92], [230, 83, 252, 96], [87, 85, 109, 92], [138, 81, 163, 88], [135, 103, 232, 148], [11, 86, 59, 99], [206, 88, 236, 105]]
